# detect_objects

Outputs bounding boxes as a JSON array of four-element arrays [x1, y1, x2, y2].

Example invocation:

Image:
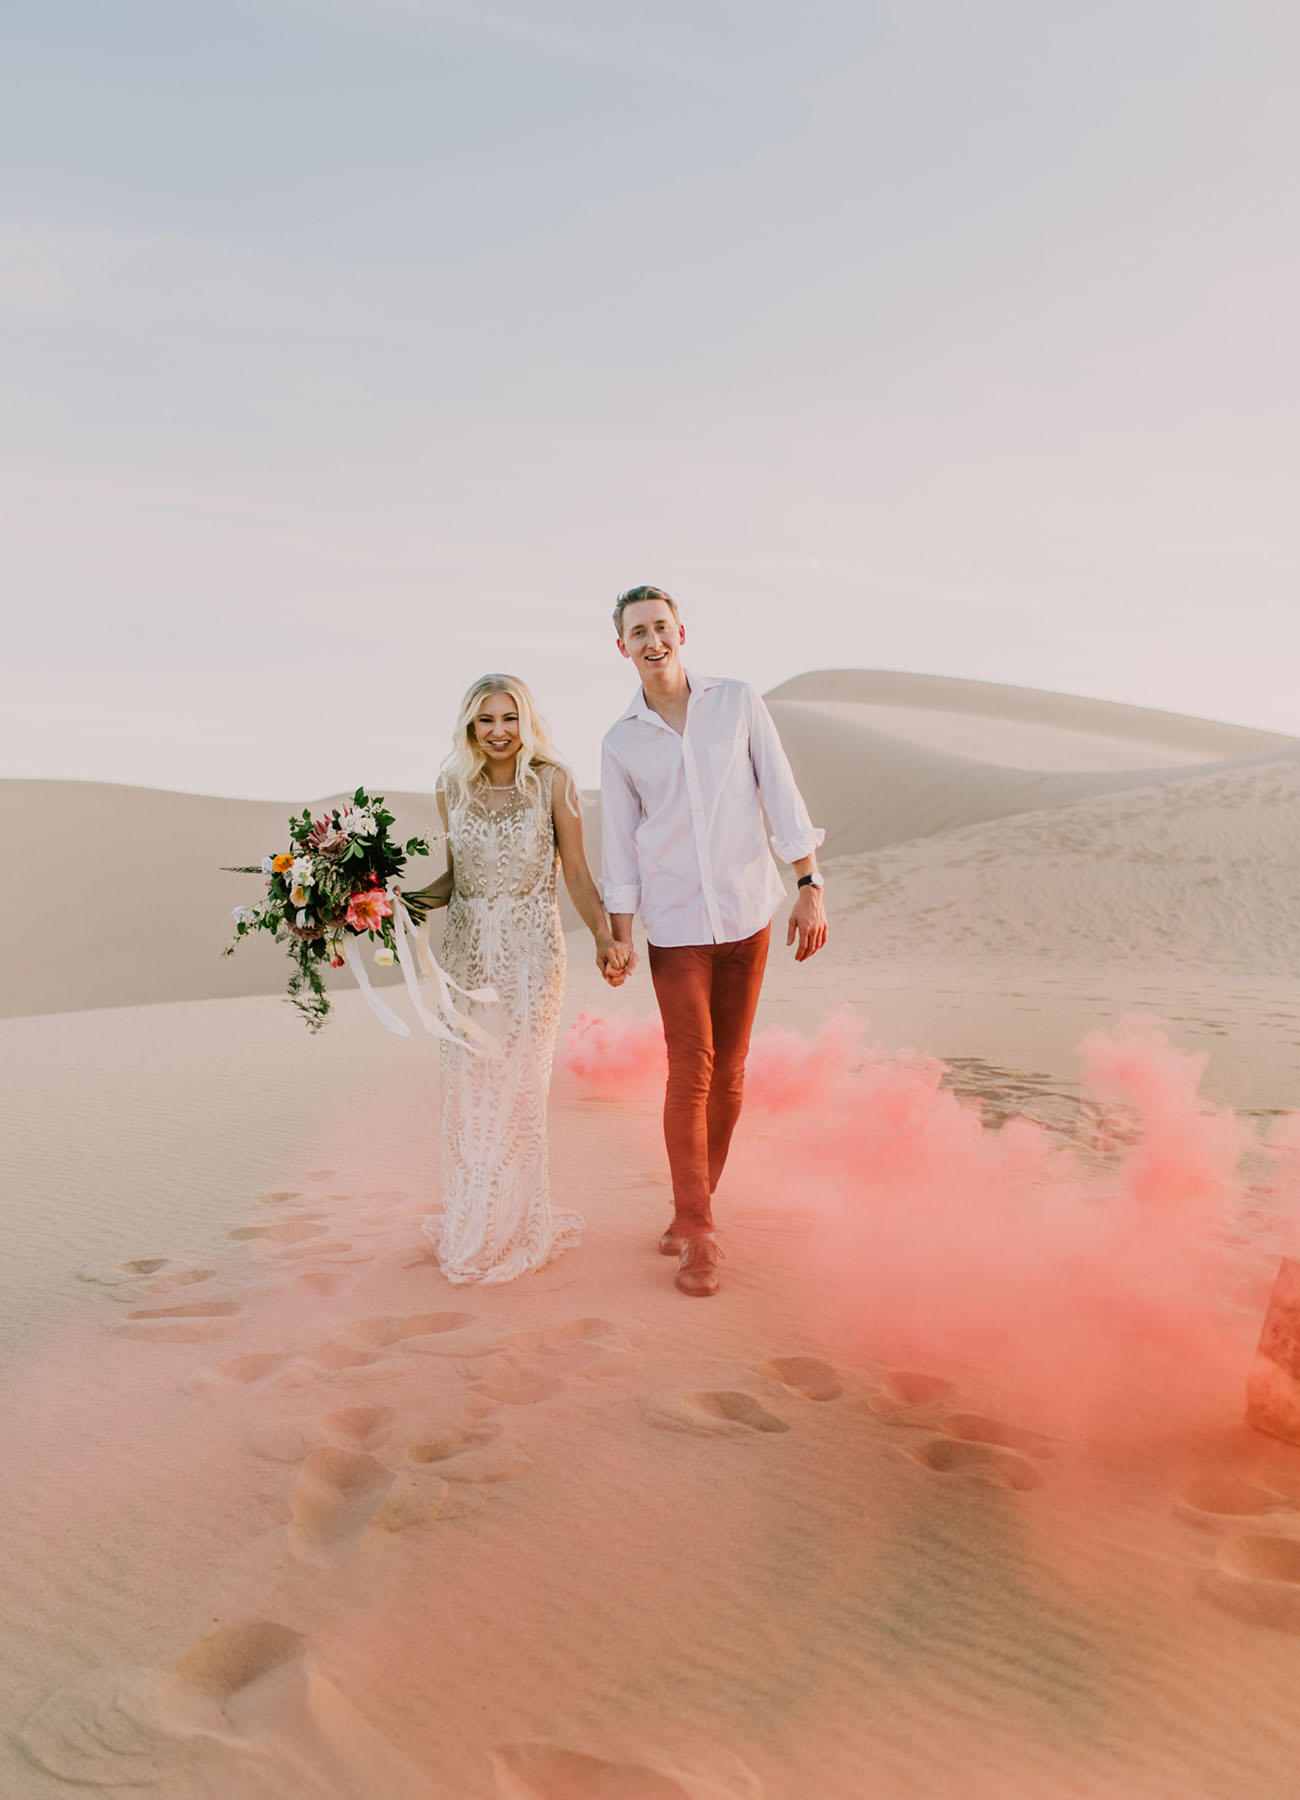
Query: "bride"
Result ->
[[403, 674, 629, 1284]]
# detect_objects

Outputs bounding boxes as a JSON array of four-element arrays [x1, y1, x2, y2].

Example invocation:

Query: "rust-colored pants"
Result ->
[[647, 925, 770, 1239]]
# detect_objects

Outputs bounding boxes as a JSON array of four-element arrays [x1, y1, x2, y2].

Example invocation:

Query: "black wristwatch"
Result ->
[[797, 872, 824, 890]]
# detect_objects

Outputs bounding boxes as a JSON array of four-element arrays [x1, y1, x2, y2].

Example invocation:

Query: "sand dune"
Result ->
[[831, 747, 1300, 981], [6, 780, 443, 1020], [4, 672, 1300, 1798], [770, 669, 1295, 763], [768, 669, 1298, 857], [9, 674, 1295, 1020]]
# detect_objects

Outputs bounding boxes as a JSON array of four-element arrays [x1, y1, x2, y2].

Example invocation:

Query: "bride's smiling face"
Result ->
[[473, 691, 521, 775]]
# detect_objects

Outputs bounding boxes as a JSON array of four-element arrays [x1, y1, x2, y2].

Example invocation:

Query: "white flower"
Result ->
[[373, 945, 395, 966], [232, 905, 256, 925], [346, 810, 378, 838], [296, 909, 312, 928], [290, 856, 314, 887], [260, 855, 274, 875]]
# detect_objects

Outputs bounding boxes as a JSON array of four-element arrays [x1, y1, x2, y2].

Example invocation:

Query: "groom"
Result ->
[[600, 585, 827, 1297]]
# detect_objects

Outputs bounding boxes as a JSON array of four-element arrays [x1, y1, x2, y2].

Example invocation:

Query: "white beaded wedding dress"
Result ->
[[425, 764, 583, 1283]]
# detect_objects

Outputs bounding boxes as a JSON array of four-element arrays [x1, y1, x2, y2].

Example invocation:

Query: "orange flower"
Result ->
[[272, 853, 294, 874]]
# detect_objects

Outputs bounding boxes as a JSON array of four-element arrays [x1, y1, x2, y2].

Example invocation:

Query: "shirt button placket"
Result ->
[[681, 716, 723, 944]]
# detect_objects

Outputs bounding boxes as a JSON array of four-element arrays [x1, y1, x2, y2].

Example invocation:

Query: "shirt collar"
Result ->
[[619, 668, 719, 724]]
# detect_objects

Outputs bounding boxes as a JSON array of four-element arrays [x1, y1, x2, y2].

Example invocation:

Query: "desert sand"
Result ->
[[3, 672, 1300, 1799]]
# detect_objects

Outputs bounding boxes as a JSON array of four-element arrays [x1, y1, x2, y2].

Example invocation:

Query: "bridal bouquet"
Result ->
[[224, 789, 431, 1032]]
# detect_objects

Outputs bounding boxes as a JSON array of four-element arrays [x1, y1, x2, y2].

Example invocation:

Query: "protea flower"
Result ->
[[307, 815, 349, 856]]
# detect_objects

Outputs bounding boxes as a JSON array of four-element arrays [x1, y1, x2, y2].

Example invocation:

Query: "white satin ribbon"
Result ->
[[341, 884, 503, 1056], [343, 936, 410, 1038]]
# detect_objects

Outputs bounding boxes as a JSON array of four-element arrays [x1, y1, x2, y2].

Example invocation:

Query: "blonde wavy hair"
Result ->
[[442, 673, 577, 823]]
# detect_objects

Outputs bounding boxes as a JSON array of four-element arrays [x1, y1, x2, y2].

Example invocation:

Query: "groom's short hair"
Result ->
[[613, 584, 679, 637]]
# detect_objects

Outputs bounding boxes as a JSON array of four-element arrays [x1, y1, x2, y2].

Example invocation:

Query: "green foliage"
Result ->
[[221, 786, 428, 1031], [286, 939, 330, 1031]]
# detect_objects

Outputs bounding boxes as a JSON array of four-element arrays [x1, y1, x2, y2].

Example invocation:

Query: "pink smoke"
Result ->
[[559, 1008, 1300, 1446]]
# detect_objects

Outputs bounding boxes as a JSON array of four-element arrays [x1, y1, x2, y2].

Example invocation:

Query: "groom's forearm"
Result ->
[[610, 912, 635, 945]]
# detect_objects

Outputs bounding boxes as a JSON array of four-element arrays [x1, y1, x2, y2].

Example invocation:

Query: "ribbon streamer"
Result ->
[[390, 882, 503, 1056], [342, 883, 502, 1056]]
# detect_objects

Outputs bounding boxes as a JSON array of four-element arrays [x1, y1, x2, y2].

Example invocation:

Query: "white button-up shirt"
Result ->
[[600, 671, 824, 948]]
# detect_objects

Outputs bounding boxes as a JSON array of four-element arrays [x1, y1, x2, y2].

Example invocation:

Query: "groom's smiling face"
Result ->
[[618, 599, 685, 680]]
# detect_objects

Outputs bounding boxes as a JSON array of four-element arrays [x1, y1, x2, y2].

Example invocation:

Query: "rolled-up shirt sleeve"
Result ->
[[600, 735, 643, 913], [745, 686, 825, 865]]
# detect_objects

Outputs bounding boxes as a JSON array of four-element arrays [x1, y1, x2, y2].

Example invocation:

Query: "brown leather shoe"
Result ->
[[658, 1226, 685, 1257], [675, 1235, 721, 1298]]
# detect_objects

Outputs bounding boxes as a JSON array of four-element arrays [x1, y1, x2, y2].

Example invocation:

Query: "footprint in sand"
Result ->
[[82, 1260, 219, 1301], [186, 1351, 304, 1407], [294, 1270, 352, 1299], [1201, 1533, 1300, 1631], [138, 1266, 217, 1297], [369, 1471, 478, 1531], [937, 1413, 1055, 1459], [15, 1619, 429, 1795], [77, 1255, 170, 1287], [646, 1391, 790, 1438], [300, 1313, 475, 1376], [219, 1351, 291, 1387], [497, 1317, 651, 1381], [257, 1189, 302, 1203], [906, 1436, 1043, 1492], [754, 1356, 843, 1401], [287, 1446, 395, 1558], [114, 1300, 242, 1342], [1174, 1475, 1295, 1529], [868, 1371, 956, 1418], [488, 1742, 763, 1800], [350, 1312, 477, 1350], [321, 1404, 397, 1449], [248, 1405, 400, 1466], [15, 1621, 307, 1784], [496, 1318, 615, 1356], [471, 1356, 566, 1406], [305, 1334, 382, 1373], [276, 1237, 366, 1263], [230, 1220, 327, 1244], [408, 1428, 533, 1484]]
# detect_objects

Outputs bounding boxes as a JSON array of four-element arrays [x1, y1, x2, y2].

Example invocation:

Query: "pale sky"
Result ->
[[2, 0, 1297, 794]]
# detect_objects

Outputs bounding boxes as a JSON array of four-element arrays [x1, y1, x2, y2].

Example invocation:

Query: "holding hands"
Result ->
[[597, 931, 635, 987]]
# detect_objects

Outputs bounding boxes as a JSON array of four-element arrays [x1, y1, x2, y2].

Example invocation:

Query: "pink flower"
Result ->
[[346, 887, 393, 933], [307, 815, 348, 856]]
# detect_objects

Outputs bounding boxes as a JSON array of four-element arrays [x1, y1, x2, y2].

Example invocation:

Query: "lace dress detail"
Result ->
[[425, 764, 583, 1283]]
